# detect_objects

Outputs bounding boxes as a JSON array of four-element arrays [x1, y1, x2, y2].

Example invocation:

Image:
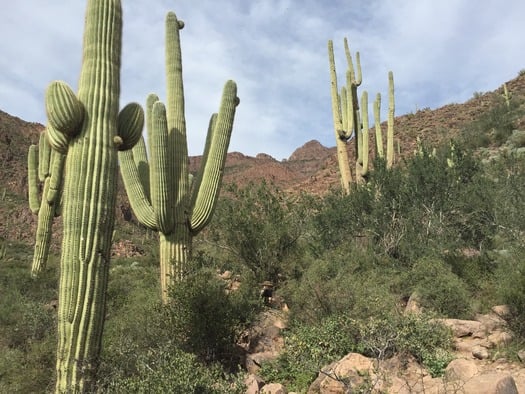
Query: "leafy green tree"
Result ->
[[209, 181, 316, 284]]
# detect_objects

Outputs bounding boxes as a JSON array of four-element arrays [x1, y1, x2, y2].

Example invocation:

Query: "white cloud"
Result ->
[[1, 1, 525, 159]]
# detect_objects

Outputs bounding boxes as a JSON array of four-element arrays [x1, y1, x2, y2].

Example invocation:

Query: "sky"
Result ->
[[1, 1, 525, 160]]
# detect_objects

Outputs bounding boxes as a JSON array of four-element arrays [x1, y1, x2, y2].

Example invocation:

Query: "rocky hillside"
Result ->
[[2, 73, 525, 244]]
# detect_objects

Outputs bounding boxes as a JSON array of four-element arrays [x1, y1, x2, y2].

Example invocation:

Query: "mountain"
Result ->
[[2, 73, 525, 245]]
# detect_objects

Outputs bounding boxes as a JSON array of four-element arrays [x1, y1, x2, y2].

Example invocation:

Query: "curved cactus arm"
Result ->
[[344, 38, 362, 86], [118, 140, 158, 230], [190, 80, 239, 234], [345, 69, 356, 141], [28, 144, 40, 214], [47, 150, 66, 204], [31, 178, 54, 278], [116, 102, 144, 151]]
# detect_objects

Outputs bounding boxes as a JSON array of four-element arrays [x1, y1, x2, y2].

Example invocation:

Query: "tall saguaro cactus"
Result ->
[[27, 131, 65, 277], [373, 71, 396, 168], [119, 12, 239, 303], [328, 38, 396, 192], [44, 0, 144, 392]]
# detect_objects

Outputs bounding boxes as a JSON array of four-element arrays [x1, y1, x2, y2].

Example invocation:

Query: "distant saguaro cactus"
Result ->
[[328, 38, 396, 192], [27, 131, 65, 277], [119, 12, 239, 303], [44, 0, 144, 392]]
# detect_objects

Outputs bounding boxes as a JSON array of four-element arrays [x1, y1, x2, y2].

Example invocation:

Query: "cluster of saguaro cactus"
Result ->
[[27, 130, 65, 277], [328, 38, 395, 193], [43, 0, 144, 392], [119, 12, 239, 304]]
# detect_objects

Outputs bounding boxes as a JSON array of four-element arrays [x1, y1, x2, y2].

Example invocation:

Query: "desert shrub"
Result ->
[[100, 345, 245, 394], [166, 265, 260, 366], [494, 247, 525, 338], [461, 100, 518, 148], [402, 257, 472, 318], [209, 181, 316, 284], [260, 312, 454, 391], [282, 243, 401, 324], [0, 247, 58, 393]]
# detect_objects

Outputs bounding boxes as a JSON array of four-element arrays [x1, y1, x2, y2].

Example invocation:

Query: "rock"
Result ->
[[220, 270, 232, 280], [308, 353, 374, 394], [245, 351, 278, 374], [445, 358, 479, 381], [261, 382, 287, 394], [405, 292, 423, 314], [488, 331, 514, 347], [492, 305, 511, 319], [245, 374, 265, 394], [472, 345, 490, 360], [462, 372, 518, 394], [438, 318, 484, 337], [517, 349, 525, 363]]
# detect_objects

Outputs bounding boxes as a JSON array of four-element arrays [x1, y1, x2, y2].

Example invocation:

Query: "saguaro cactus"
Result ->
[[329, 38, 396, 192], [373, 71, 396, 168], [44, 0, 144, 392], [119, 12, 239, 303], [27, 131, 65, 277]]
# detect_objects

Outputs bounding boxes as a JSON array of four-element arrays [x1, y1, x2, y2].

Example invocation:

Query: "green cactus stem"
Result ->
[[373, 93, 384, 159], [502, 82, 512, 108], [119, 11, 239, 303], [45, 0, 144, 392], [359, 91, 369, 178], [27, 131, 65, 277], [386, 71, 395, 168]]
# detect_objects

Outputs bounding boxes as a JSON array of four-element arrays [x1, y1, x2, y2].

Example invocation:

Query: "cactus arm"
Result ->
[[373, 93, 383, 158], [387, 71, 395, 168], [47, 150, 66, 204], [28, 144, 40, 214], [360, 91, 369, 177], [118, 145, 158, 230], [149, 100, 175, 234], [31, 178, 54, 277], [190, 80, 239, 234], [38, 132, 51, 181]]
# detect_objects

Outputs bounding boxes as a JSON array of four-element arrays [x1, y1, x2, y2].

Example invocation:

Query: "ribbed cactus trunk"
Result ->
[[45, 1, 143, 392]]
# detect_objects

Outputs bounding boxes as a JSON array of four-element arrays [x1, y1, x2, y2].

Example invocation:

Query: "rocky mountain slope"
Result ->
[[2, 73, 525, 245]]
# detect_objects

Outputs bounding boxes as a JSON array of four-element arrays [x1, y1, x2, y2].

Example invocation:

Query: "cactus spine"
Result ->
[[119, 12, 239, 303], [45, 1, 144, 392], [27, 131, 65, 277]]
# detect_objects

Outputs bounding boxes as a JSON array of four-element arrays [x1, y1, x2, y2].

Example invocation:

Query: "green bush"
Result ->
[[403, 257, 472, 318], [166, 266, 260, 366], [209, 181, 316, 284], [100, 346, 245, 394], [494, 247, 525, 337], [260, 312, 454, 391]]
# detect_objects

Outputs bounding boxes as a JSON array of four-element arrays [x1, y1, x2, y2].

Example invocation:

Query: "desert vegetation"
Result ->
[[2, 0, 525, 393], [3, 92, 525, 391]]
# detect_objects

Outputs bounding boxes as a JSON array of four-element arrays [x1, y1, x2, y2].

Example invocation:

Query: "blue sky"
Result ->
[[1, 1, 525, 160]]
